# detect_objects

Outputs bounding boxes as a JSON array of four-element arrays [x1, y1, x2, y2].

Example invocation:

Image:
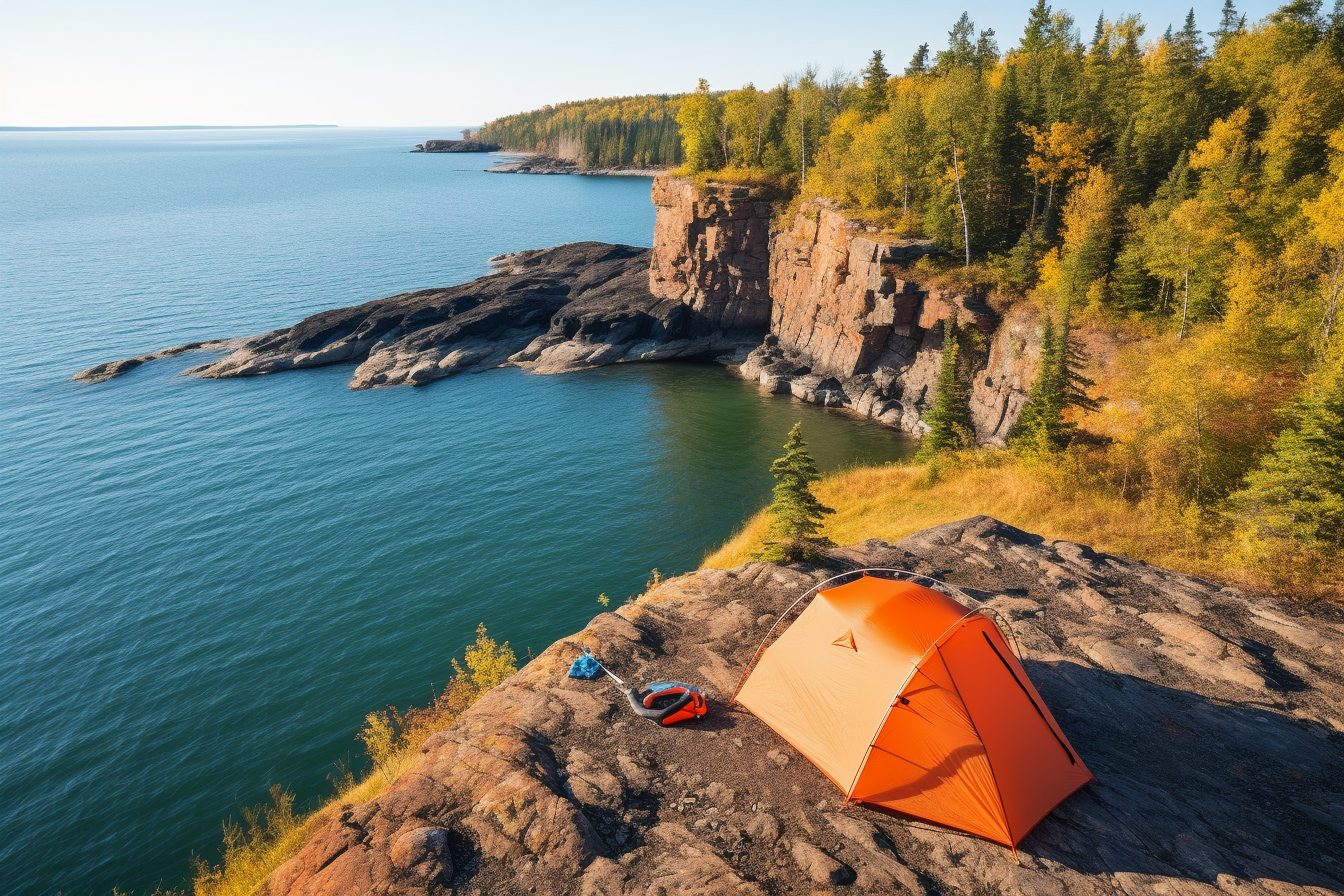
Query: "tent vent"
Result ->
[[832, 630, 857, 651]]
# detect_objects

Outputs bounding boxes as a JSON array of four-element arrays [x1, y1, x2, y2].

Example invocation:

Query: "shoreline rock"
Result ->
[[411, 139, 501, 153], [486, 153, 666, 177], [262, 516, 1344, 895], [73, 243, 757, 390], [75, 176, 1040, 442], [644, 179, 1040, 442]]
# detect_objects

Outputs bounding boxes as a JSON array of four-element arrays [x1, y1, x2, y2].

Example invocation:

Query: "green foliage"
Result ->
[[917, 318, 976, 459], [757, 423, 835, 563], [677, 78, 725, 172], [1227, 355, 1344, 546], [1012, 307, 1094, 453], [478, 94, 684, 169], [451, 622, 519, 694], [190, 784, 300, 896], [859, 49, 891, 118]]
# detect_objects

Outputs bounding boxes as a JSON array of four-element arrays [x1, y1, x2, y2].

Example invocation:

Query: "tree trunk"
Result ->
[[1178, 268, 1191, 341], [1191, 397, 1204, 507], [951, 145, 971, 268], [1321, 251, 1342, 356], [799, 106, 807, 189]]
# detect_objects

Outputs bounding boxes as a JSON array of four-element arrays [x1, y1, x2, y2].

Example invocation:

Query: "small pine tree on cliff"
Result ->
[[758, 423, 834, 563], [917, 317, 975, 460], [1012, 313, 1067, 452], [1011, 307, 1095, 453]]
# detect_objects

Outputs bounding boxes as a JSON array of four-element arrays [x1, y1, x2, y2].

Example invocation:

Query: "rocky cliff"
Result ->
[[644, 176, 1039, 440], [78, 176, 1040, 442], [260, 516, 1344, 896], [648, 177, 775, 334]]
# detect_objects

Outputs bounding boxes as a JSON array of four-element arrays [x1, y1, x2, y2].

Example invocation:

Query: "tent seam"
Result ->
[[841, 610, 982, 800], [937, 642, 1018, 848]]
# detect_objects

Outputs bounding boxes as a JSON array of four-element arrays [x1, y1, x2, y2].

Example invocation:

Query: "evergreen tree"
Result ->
[[860, 49, 891, 118], [938, 13, 981, 70], [676, 78, 724, 172], [1227, 356, 1344, 546], [1011, 307, 1093, 451], [917, 318, 976, 459], [905, 43, 931, 75], [1211, 0, 1247, 47], [1330, 0, 1344, 57], [757, 423, 835, 563]]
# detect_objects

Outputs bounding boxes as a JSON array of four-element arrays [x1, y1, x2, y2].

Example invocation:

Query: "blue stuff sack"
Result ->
[[568, 655, 602, 680]]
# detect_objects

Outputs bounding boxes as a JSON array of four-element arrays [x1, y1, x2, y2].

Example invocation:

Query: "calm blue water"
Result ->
[[0, 127, 910, 895]]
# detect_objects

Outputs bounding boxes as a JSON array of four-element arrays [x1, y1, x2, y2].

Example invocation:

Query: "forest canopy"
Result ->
[[475, 94, 684, 169]]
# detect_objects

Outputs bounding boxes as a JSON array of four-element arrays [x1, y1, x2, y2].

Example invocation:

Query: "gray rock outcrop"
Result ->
[[74, 243, 755, 389], [78, 176, 1046, 443], [412, 140, 501, 153], [261, 516, 1344, 895]]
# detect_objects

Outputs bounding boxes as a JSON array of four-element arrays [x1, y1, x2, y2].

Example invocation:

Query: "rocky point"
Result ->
[[261, 517, 1344, 895], [78, 174, 1060, 442]]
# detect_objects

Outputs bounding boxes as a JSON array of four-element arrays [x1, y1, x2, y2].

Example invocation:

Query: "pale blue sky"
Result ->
[[0, 0, 1281, 127]]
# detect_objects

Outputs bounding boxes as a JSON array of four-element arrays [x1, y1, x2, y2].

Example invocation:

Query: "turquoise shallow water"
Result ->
[[0, 127, 911, 895]]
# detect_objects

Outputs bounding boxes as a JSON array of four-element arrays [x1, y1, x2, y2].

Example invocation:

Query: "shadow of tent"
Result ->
[[1016, 660, 1344, 889]]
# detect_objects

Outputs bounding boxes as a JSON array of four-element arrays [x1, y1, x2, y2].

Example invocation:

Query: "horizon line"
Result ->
[[0, 123, 482, 133]]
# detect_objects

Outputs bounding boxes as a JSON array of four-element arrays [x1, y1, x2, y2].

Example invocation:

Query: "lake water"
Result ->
[[0, 127, 911, 895]]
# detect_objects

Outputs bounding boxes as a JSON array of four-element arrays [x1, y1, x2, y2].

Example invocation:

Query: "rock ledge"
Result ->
[[264, 517, 1344, 896], [73, 243, 755, 388]]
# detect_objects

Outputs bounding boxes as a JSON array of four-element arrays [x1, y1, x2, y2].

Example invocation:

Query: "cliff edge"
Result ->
[[73, 175, 1110, 443], [263, 517, 1344, 896], [647, 175, 1039, 441]]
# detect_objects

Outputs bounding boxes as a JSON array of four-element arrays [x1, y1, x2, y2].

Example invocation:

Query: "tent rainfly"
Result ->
[[732, 573, 1093, 849]]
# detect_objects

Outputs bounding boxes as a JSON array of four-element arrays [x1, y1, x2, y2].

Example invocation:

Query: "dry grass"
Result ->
[[703, 452, 1340, 600], [189, 750, 426, 896], [187, 626, 517, 896]]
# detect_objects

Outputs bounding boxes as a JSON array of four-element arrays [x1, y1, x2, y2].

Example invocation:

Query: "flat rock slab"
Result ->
[[266, 516, 1344, 895], [73, 242, 755, 389]]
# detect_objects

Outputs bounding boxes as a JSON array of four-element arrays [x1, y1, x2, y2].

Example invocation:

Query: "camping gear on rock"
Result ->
[[569, 648, 709, 727], [730, 570, 1092, 850]]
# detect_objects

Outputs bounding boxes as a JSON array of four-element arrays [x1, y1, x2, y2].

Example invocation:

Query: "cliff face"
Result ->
[[649, 175, 1039, 440], [79, 175, 1038, 442], [262, 516, 1344, 896], [648, 176, 774, 334]]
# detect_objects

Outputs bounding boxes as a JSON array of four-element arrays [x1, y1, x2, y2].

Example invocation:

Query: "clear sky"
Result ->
[[0, 0, 1282, 128]]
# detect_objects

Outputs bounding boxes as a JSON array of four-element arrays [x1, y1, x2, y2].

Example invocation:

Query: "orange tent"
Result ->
[[733, 573, 1092, 848]]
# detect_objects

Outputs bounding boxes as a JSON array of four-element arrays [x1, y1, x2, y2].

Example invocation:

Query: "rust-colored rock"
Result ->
[[649, 174, 775, 333], [79, 178, 1048, 442], [733, 197, 1039, 436]]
